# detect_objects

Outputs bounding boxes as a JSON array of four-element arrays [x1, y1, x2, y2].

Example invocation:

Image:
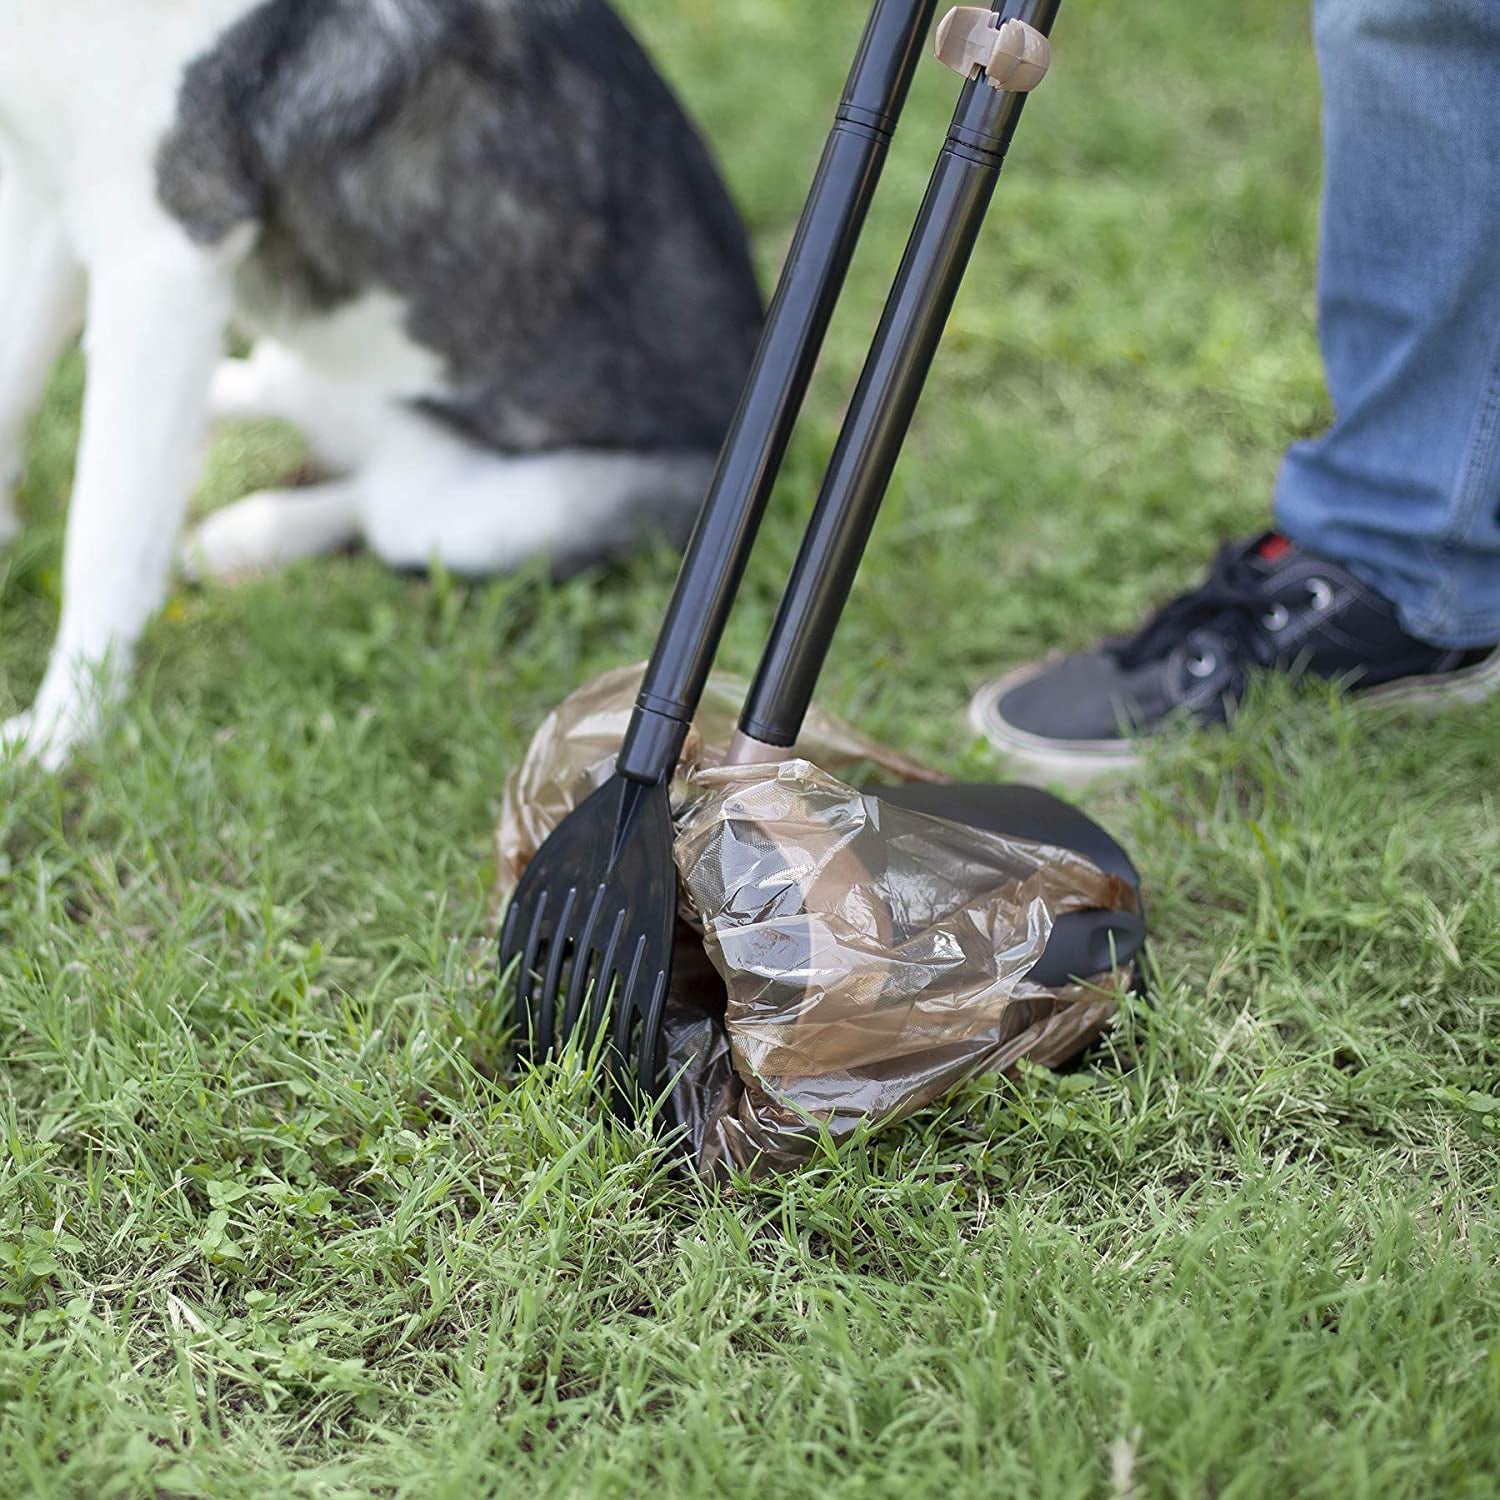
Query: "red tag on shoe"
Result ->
[[1257, 532, 1294, 564]]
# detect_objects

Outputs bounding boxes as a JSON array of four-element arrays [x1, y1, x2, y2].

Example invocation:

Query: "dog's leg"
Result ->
[[210, 341, 375, 472], [181, 480, 362, 580], [209, 345, 298, 425], [0, 170, 86, 542], [359, 410, 713, 575], [3, 243, 230, 768]]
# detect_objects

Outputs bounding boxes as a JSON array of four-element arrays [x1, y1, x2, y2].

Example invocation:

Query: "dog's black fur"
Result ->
[[158, 0, 763, 456]]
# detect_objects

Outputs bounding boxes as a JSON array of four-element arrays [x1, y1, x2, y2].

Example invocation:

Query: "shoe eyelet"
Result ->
[[1187, 650, 1218, 680], [1261, 604, 1291, 632], [1306, 578, 1334, 613]]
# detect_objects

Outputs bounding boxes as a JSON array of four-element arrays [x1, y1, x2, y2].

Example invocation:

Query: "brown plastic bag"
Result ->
[[673, 760, 1135, 1178], [496, 667, 1135, 1181], [496, 663, 939, 904]]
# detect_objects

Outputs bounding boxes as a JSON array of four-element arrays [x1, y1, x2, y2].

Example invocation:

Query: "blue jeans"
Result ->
[[1274, 0, 1500, 648]]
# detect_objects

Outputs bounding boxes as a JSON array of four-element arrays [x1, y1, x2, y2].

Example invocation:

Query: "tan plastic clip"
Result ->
[[723, 729, 795, 768], [935, 8, 1051, 92]]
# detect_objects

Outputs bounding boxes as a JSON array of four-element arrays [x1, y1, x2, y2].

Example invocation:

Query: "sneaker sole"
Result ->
[[965, 661, 1144, 791], [968, 647, 1500, 790]]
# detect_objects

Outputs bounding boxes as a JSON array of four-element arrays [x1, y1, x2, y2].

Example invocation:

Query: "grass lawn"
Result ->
[[3, 0, 1498, 1494]]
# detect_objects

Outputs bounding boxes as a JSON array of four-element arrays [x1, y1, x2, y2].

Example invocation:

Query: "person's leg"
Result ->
[[1275, 0, 1500, 649], [968, 0, 1500, 784]]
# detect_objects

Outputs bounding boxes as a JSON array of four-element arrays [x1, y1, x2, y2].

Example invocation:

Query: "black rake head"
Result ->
[[499, 774, 677, 1104]]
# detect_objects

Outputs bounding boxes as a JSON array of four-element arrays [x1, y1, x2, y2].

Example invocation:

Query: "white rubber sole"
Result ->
[[967, 647, 1500, 790], [965, 660, 1144, 791]]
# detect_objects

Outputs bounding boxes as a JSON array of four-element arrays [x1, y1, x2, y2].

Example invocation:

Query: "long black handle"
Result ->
[[617, 0, 939, 785], [738, 0, 1062, 749]]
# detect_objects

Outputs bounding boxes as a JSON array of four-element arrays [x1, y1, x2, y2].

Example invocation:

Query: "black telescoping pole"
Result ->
[[737, 0, 1063, 750], [617, 0, 939, 785]]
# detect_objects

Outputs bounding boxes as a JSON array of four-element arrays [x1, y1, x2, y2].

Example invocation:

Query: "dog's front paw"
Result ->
[[2, 710, 73, 772], [2, 700, 92, 772], [180, 499, 274, 582], [0, 711, 40, 766]]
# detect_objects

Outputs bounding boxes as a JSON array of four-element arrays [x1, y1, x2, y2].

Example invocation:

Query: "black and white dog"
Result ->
[[0, 0, 761, 766]]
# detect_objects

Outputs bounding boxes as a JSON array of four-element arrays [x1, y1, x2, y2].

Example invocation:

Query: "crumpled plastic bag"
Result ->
[[497, 666, 1136, 1181], [673, 760, 1136, 1177], [496, 663, 940, 902]]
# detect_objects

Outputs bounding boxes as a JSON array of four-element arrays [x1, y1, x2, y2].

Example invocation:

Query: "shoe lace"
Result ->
[[1110, 539, 1279, 672]]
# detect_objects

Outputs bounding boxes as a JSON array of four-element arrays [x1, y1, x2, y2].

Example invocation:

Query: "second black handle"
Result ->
[[739, 0, 1062, 749]]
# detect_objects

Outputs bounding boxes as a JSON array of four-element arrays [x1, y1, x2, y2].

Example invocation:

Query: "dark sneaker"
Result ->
[[969, 533, 1500, 787]]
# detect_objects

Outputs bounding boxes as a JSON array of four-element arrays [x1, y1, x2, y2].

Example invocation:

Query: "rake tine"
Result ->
[[534, 886, 577, 1060], [514, 890, 552, 1054], [611, 935, 649, 1067], [499, 901, 519, 968], [603, 941, 647, 1120], [499, 901, 522, 1014], [560, 884, 608, 1042], [586, 907, 627, 1047], [636, 969, 670, 1097]]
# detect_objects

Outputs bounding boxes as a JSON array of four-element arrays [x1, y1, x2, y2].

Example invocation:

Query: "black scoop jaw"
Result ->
[[875, 782, 1148, 988], [500, 775, 678, 1098]]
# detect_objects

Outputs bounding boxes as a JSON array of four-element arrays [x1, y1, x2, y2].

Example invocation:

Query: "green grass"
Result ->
[[2, 0, 1498, 1494]]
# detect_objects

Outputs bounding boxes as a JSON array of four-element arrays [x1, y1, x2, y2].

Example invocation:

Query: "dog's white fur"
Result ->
[[0, 1, 710, 768]]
